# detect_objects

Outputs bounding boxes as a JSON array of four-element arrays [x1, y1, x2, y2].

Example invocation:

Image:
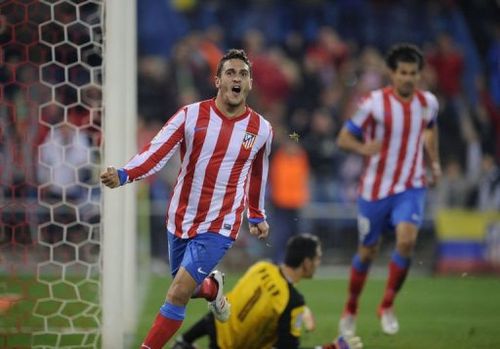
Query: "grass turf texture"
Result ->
[[134, 275, 500, 349]]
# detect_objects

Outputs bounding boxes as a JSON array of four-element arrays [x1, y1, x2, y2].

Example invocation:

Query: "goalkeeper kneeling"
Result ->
[[171, 234, 362, 349]]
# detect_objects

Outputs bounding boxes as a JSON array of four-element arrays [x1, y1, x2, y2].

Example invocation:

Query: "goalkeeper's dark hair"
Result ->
[[385, 43, 424, 71], [216, 49, 252, 77], [284, 234, 321, 268]]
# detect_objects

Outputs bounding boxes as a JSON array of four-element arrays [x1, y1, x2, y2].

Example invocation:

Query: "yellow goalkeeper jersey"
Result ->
[[215, 261, 306, 349]]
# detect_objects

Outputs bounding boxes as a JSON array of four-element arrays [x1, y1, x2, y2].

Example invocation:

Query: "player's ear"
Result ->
[[302, 257, 312, 271], [215, 75, 221, 89], [248, 77, 253, 91]]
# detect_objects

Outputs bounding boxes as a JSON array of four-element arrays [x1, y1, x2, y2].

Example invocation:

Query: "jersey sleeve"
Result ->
[[122, 109, 185, 182], [424, 92, 439, 128], [273, 285, 305, 349], [247, 125, 273, 223], [345, 94, 374, 137]]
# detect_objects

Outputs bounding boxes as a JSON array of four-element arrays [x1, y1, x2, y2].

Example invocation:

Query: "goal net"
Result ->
[[0, 1, 136, 347]]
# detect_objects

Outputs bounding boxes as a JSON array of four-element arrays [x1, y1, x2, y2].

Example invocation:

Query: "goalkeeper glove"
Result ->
[[314, 335, 363, 349]]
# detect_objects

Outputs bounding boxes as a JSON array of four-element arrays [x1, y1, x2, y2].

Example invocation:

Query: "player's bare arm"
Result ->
[[249, 220, 269, 240], [337, 127, 381, 156], [423, 126, 441, 187], [100, 166, 120, 188]]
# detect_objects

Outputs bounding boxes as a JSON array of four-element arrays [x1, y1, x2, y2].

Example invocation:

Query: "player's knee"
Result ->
[[166, 283, 192, 305], [396, 239, 415, 255], [359, 245, 378, 261]]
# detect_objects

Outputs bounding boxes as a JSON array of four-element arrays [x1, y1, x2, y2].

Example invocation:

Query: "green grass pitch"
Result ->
[[134, 275, 500, 349]]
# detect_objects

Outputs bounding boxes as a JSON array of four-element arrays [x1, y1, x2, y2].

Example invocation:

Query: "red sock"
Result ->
[[380, 260, 409, 309], [192, 277, 217, 301], [141, 313, 183, 349], [345, 266, 368, 314]]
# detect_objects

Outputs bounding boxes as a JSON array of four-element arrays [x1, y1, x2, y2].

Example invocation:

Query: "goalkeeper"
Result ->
[[172, 234, 362, 349]]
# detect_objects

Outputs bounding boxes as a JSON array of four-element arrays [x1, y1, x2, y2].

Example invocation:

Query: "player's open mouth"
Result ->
[[231, 86, 241, 95]]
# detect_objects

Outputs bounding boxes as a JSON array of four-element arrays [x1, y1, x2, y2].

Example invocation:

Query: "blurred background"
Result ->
[[133, 0, 500, 273], [0, 0, 499, 347]]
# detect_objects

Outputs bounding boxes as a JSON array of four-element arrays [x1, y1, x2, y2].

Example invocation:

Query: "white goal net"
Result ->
[[0, 1, 136, 348]]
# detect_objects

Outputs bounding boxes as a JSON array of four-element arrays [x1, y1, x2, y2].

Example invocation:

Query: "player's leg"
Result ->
[[339, 197, 389, 336], [142, 232, 233, 348], [172, 313, 218, 349], [378, 188, 426, 335], [141, 233, 194, 349], [183, 233, 233, 322]]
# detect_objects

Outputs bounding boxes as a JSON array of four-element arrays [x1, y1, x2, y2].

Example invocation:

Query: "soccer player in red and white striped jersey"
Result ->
[[101, 49, 273, 349], [336, 43, 441, 336]]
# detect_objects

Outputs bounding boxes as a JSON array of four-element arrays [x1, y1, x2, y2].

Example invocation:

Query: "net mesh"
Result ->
[[0, 1, 104, 347]]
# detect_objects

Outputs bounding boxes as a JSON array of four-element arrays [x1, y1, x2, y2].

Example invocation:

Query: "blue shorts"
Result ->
[[357, 188, 426, 246], [167, 232, 234, 284]]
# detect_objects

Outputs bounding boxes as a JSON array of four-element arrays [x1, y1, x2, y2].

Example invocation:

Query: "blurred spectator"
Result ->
[[38, 124, 92, 204], [243, 29, 296, 109], [198, 25, 225, 76], [167, 35, 214, 107], [302, 108, 340, 203], [138, 56, 178, 123], [472, 75, 500, 162], [436, 158, 471, 209], [268, 130, 310, 263], [0, 109, 41, 245], [486, 22, 500, 107], [472, 154, 500, 212], [427, 32, 464, 100]]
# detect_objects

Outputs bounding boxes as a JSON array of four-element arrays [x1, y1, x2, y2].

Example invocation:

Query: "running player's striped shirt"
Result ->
[[122, 99, 273, 239], [346, 87, 439, 201]]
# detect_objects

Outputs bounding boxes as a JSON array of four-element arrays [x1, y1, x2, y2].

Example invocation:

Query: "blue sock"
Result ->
[[391, 250, 410, 269], [159, 302, 186, 321], [352, 254, 371, 273]]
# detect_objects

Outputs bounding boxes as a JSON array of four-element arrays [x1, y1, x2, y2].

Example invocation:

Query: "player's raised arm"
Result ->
[[124, 109, 185, 182], [101, 109, 186, 189]]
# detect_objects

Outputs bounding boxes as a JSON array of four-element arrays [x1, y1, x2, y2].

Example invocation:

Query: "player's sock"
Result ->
[[191, 277, 217, 301], [141, 302, 185, 349], [380, 251, 411, 309], [345, 254, 371, 314]]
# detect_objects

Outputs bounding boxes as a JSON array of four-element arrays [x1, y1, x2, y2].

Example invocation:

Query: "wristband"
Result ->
[[117, 168, 129, 186], [248, 217, 265, 225]]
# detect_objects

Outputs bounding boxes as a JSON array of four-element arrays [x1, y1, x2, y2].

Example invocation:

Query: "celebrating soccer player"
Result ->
[[172, 234, 363, 349], [336, 43, 441, 336], [100, 49, 273, 349]]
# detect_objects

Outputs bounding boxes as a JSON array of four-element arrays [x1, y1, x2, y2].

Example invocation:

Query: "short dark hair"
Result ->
[[385, 43, 424, 71], [216, 49, 252, 77], [284, 234, 320, 268]]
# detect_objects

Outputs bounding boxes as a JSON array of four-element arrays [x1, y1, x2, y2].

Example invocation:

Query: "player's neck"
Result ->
[[214, 96, 246, 119], [392, 87, 414, 102], [280, 264, 301, 284]]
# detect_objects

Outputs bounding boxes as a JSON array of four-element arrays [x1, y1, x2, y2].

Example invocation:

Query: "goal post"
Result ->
[[102, 0, 137, 348]]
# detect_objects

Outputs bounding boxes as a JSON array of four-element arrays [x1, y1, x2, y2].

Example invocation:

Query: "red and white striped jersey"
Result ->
[[123, 99, 273, 239], [350, 87, 439, 201]]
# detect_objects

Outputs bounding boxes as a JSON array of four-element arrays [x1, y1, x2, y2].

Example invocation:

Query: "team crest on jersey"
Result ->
[[242, 132, 257, 150]]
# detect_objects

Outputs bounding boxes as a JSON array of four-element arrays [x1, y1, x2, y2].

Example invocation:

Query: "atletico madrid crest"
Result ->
[[242, 132, 257, 150]]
